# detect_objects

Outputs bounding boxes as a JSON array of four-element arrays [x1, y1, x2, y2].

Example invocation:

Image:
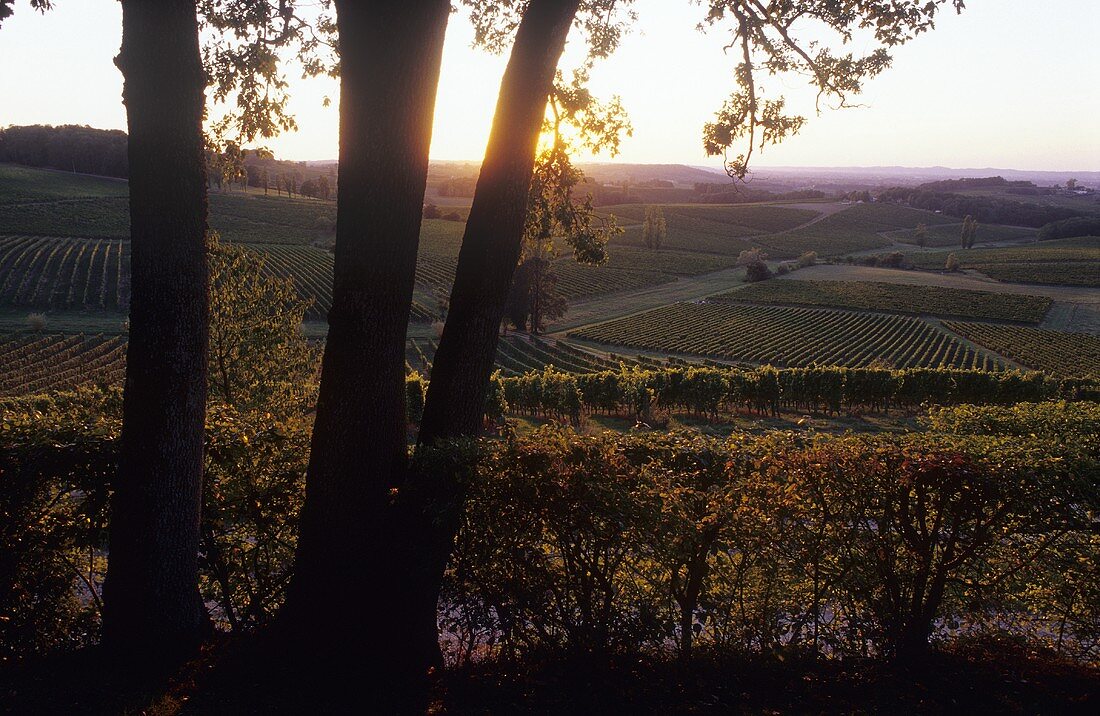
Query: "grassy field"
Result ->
[[758, 203, 955, 258], [0, 164, 128, 202], [571, 301, 1005, 370], [943, 321, 1100, 377], [716, 278, 1052, 323]]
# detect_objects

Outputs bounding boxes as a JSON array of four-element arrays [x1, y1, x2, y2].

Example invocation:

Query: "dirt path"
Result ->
[[781, 264, 1100, 334]]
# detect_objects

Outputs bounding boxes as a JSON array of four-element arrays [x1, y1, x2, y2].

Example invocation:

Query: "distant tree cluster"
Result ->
[[877, 187, 1081, 227], [0, 124, 128, 178], [1039, 216, 1100, 241], [916, 176, 1034, 192], [437, 176, 477, 197]]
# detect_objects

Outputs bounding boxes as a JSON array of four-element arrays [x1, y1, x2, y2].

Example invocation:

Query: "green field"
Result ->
[[603, 203, 819, 255], [901, 237, 1100, 286], [571, 301, 1005, 370], [758, 203, 955, 258], [905, 238, 1100, 269], [715, 279, 1052, 323], [888, 222, 1035, 247], [944, 322, 1100, 378], [0, 164, 128, 202]]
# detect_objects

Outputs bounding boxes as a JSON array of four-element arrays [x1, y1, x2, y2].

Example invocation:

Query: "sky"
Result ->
[[0, 0, 1098, 171]]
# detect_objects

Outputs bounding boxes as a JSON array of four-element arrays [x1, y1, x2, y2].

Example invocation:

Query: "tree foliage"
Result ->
[[701, 0, 965, 178], [207, 234, 317, 413]]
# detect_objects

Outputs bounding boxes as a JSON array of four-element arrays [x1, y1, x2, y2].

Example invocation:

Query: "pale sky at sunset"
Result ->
[[1, 0, 1097, 171]]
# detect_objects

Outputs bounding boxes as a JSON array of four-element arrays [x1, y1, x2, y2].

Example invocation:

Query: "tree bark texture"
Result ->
[[282, 0, 451, 651], [102, 0, 210, 664]]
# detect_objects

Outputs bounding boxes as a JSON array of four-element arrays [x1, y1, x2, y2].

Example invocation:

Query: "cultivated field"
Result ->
[[758, 202, 954, 257], [0, 332, 126, 396], [942, 322, 1100, 378], [0, 235, 128, 310], [887, 222, 1035, 247], [571, 301, 1005, 370], [717, 279, 1052, 323], [605, 203, 819, 254], [900, 237, 1100, 286]]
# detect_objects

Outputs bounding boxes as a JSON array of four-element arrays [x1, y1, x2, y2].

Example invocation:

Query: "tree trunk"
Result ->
[[391, 0, 582, 681], [418, 0, 581, 444], [102, 0, 210, 667], [281, 0, 450, 668]]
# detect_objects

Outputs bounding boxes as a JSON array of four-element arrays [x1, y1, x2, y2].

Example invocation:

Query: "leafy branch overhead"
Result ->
[[701, 0, 966, 179], [198, 0, 338, 144]]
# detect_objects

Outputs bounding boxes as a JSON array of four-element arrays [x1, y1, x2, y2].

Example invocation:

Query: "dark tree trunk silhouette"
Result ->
[[394, 0, 582, 677], [419, 0, 581, 444], [281, 0, 450, 675], [102, 0, 210, 666]]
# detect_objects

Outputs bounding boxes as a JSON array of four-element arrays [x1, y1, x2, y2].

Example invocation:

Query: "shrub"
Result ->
[[25, 312, 47, 331]]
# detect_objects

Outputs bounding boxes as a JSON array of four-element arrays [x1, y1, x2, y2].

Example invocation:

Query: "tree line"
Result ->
[[0, 124, 128, 178]]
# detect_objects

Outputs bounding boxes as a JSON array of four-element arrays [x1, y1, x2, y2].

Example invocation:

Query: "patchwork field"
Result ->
[[757, 203, 954, 258], [716, 279, 1052, 324], [571, 301, 1005, 370], [942, 322, 1100, 378]]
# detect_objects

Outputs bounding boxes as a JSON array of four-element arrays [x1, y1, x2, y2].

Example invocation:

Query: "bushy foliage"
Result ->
[[2, 394, 1097, 667], [443, 419, 1099, 664], [207, 234, 318, 413]]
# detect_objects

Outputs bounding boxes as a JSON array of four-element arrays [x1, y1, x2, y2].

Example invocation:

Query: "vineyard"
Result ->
[[571, 301, 1006, 370], [716, 279, 1052, 323], [0, 235, 128, 310], [967, 262, 1100, 287], [943, 322, 1100, 378], [604, 204, 818, 255], [758, 203, 954, 258], [887, 222, 1035, 247], [0, 332, 126, 396], [407, 334, 633, 377]]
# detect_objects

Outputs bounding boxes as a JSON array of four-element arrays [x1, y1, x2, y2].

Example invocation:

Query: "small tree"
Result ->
[[914, 223, 928, 248], [423, 203, 441, 219], [737, 248, 772, 282], [797, 251, 817, 268], [207, 233, 317, 414], [960, 215, 979, 249], [945, 252, 960, 272], [643, 205, 667, 250]]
